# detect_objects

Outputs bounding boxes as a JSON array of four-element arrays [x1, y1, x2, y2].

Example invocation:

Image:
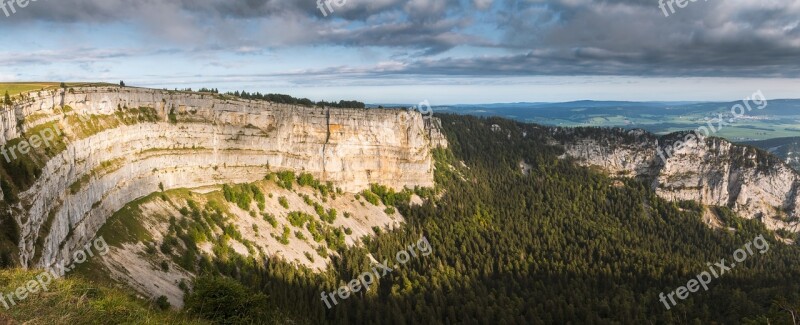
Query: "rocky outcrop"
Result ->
[[555, 128, 800, 233], [0, 86, 446, 269]]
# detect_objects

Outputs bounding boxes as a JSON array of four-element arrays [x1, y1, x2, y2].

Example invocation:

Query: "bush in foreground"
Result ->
[[0, 269, 202, 324], [184, 276, 277, 324]]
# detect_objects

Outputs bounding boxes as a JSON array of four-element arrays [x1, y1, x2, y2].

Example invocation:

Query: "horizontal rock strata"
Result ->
[[0, 86, 445, 268]]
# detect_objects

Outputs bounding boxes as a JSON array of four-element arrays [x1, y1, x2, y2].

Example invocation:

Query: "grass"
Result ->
[[96, 193, 161, 247], [0, 83, 60, 96], [0, 269, 206, 324], [69, 253, 120, 289], [0, 82, 117, 97], [69, 158, 125, 194]]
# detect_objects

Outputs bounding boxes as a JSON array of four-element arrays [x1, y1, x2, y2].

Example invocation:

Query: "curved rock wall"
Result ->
[[0, 86, 445, 268]]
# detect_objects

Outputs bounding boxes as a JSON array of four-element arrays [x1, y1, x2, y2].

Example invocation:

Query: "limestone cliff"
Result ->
[[0, 86, 445, 269], [554, 127, 800, 233]]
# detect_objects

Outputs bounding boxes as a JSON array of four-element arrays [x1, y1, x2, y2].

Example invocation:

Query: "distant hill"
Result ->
[[428, 99, 800, 142], [423, 99, 800, 172], [743, 136, 800, 171]]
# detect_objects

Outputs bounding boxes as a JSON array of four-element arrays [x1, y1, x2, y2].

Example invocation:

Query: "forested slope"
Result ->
[[182, 114, 800, 324], [4, 113, 799, 324]]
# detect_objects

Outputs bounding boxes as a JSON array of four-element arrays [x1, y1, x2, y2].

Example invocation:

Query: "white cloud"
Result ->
[[474, 0, 493, 10]]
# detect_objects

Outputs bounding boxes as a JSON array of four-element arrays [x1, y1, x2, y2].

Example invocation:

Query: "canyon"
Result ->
[[2, 85, 798, 309], [0, 86, 447, 272]]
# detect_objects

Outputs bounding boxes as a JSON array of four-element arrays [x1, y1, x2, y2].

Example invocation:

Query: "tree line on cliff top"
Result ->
[[194, 87, 366, 109]]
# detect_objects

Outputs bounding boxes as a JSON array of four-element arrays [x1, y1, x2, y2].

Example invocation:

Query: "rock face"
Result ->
[[554, 128, 800, 232], [0, 86, 445, 269]]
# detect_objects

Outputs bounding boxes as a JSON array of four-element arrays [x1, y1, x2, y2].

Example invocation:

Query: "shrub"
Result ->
[[160, 237, 176, 255], [222, 184, 253, 210], [180, 248, 196, 272], [251, 185, 266, 208], [278, 196, 289, 209], [307, 221, 325, 242], [155, 296, 170, 310], [304, 251, 315, 262], [178, 279, 189, 292], [263, 213, 278, 227], [301, 194, 314, 206], [316, 245, 328, 257], [187, 199, 200, 213], [297, 173, 317, 187], [314, 204, 325, 217], [361, 190, 380, 206], [185, 276, 271, 324], [168, 108, 178, 123], [370, 184, 395, 206], [275, 226, 290, 245], [288, 211, 313, 227], [275, 171, 295, 189]]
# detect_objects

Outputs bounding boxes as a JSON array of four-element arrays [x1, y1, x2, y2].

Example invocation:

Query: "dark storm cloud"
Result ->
[[3, 0, 800, 77], [1, 0, 476, 53]]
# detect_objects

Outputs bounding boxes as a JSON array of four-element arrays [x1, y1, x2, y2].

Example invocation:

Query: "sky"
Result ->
[[1, 0, 799, 104]]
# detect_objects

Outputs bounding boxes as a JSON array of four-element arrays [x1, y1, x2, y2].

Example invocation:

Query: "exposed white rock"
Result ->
[[558, 129, 800, 233], [0, 86, 446, 269]]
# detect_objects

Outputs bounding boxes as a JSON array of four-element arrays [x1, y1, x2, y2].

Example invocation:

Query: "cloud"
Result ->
[[474, 0, 493, 10], [487, 0, 800, 76], [1, 0, 800, 78]]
